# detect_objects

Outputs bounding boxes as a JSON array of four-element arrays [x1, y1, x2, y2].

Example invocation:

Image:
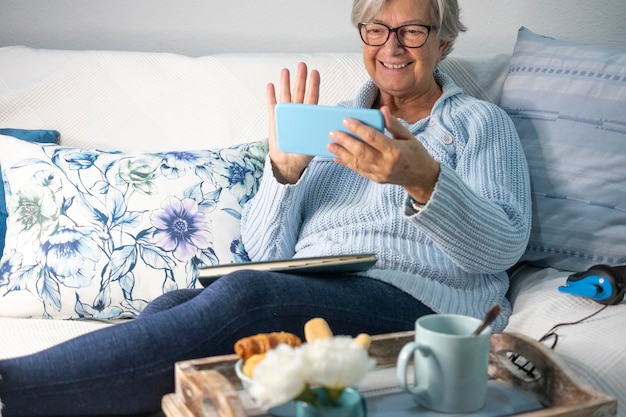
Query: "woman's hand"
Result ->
[[267, 62, 320, 184], [328, 106, 440, 204]]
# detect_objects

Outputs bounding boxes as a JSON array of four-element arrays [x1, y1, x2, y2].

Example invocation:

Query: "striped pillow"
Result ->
[[501, 27, 626, 271]]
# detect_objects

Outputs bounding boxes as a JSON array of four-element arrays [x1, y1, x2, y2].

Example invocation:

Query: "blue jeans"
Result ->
[[0, 271, 433, 416]]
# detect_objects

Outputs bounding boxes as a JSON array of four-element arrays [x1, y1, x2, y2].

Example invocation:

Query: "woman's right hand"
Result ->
[[267, 62, 320, 184]]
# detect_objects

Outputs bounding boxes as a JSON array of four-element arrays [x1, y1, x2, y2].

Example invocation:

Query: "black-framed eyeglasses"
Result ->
[[358, 22, 437, 48]]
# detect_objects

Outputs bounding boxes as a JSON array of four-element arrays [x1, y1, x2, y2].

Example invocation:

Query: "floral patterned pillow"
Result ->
[[0, 129, 61, 258], [0, 134, 267, 319]]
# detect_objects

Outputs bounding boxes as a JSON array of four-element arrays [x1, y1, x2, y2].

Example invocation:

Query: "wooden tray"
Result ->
[[161, 331, 616, 417]]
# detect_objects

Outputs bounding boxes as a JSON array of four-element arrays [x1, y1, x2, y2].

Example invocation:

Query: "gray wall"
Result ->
[[1, 0, 625, 56]]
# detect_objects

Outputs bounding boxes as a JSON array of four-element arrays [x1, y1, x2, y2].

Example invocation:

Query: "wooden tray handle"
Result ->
[[489, 332, 616, 416]]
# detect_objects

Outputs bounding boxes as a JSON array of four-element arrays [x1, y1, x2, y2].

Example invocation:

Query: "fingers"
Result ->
[[279, 67, 293, 103], [267, 63, 319, 142], [266, 83, 278, 113], [292, 63, 307, 103], [292, 62, 321, 104], [333, 117, 388, 156], [272, 62, 320, 105], [265, 62, 320, 184], [266, 83, 278, 141], [268, 62, 320, 144], [305, 68, 320, 104], [380, 106, 414, 140], [330, 106, 413, 154], [327, 108, 410, 181], [329, 125, 383, 165]]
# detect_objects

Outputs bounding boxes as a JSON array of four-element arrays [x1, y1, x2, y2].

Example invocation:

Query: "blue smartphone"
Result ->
[[275, 103, 384, 157]]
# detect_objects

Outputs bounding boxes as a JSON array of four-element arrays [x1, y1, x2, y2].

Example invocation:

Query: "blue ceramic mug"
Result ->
[[396, 314, 491, 413]]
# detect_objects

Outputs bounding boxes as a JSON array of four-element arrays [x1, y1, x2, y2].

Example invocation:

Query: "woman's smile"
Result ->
[[380, 60, 414, 70]]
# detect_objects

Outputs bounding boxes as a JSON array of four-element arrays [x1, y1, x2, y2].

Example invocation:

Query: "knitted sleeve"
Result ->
[[240, 157, 306, 261], [414, 100, 531, 273]]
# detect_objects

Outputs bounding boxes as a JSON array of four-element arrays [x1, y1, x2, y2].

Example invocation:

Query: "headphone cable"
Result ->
[[537, 304, 609, 349], [508, 304, 608, 379]]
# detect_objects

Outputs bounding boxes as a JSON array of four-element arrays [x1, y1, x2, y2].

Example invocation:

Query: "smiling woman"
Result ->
[[0, 0, 531, 415], [350, 0, 466, 124], [352, 0, 466, 54]]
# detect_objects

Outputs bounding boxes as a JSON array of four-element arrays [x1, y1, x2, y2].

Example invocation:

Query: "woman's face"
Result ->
[[361, 0, 449, 100]]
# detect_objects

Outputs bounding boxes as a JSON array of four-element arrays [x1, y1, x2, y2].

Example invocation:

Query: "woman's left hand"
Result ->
[[328, 106, 440, 204]]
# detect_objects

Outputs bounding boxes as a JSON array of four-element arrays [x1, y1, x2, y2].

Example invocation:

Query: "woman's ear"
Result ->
[[438, 40, 451, 60]]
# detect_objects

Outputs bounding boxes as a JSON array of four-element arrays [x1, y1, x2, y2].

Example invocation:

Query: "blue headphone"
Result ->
[[558, 264, 626, 305]]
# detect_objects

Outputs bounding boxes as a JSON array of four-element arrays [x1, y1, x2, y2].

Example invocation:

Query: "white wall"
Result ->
[[1, 0, 625, 57]]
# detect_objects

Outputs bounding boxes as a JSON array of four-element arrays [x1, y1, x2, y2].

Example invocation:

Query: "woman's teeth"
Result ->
[[383, 62, 408, 69]]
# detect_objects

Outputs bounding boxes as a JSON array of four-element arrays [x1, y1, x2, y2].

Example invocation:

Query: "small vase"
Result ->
[[295, 387, 366, 417]]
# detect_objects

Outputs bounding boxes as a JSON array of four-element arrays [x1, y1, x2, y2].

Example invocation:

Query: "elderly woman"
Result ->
[[0, 0, 530, 415]]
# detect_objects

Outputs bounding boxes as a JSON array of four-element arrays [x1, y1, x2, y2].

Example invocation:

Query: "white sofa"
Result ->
[[1, 26, 625, 415]]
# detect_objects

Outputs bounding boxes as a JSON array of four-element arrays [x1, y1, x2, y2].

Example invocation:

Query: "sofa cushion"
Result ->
[[0, 48, 369, 152], [500, 27, 626, 271], [0, 129, 60, 258], [0, 134, 267, 319], [0, 47, 512, 153]]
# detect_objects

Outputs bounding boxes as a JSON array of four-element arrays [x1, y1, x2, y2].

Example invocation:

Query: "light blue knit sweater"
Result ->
[[241, 71, 531, 331]]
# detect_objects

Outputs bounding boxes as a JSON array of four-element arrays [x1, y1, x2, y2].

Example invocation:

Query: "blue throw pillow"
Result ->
[[500, 28, 626, 271], [0, 129, 61, 257]]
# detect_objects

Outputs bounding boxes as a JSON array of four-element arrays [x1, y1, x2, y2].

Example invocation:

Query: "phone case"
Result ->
[[275, 103, 384, 157]]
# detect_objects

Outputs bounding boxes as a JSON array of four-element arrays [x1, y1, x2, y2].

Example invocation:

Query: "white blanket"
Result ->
[[506, 265, 626, 413]]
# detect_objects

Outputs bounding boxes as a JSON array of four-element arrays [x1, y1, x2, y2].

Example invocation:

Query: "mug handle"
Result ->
[[396, 341, 430, 398]]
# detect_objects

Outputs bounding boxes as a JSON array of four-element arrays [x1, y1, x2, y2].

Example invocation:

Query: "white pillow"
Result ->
[[0, 134, 267, 319]]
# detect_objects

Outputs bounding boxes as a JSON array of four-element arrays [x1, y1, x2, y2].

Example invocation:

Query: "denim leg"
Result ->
[[0, 271, 433, 416], [137, 288, 203, 318]]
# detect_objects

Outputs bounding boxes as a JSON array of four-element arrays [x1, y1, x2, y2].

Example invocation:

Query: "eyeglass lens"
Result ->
[[360, 23, 430, 48]]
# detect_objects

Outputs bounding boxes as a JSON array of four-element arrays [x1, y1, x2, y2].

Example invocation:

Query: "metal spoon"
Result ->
[[472, 304, 502, 336]]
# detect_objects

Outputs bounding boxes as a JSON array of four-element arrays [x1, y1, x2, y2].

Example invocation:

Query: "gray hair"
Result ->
[[351, 0, 467, 59]]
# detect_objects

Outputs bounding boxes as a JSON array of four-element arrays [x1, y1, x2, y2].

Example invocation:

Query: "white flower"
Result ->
[[301, 336, 376, 389], [246, 336, 376, 409], [248, 344, 307, 409]]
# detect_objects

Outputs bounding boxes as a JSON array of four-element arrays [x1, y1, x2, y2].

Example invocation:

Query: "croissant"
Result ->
[[242, 353, 266, 377], [234, 331, 302, 362]]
